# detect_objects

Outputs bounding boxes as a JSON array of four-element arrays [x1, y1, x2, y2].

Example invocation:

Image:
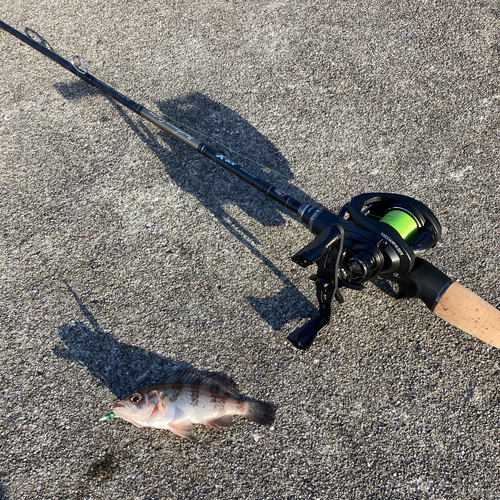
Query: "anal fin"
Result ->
[[205, 415, 233, 430]]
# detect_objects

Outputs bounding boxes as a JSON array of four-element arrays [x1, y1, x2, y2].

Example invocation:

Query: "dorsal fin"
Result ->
[[160, 370, 241, 399], [161, 370, 204, 385], [200, 372, 241, 399]]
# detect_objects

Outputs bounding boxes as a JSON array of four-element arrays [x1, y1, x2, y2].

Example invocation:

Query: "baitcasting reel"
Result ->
[[288, 193, 447, 349]]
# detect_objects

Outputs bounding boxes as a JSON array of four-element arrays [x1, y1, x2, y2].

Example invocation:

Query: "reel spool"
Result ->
[[340, 193, 442, 282], [379, 208, 420, 243]]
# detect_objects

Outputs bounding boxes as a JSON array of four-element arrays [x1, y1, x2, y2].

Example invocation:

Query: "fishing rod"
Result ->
[[2, 20, 499, 350]]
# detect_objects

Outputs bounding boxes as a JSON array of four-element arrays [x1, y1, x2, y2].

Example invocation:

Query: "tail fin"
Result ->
[[245, 401, 276, 426]]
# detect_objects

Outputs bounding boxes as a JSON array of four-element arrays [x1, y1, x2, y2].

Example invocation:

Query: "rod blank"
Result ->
[[0, 20, 307, 217]]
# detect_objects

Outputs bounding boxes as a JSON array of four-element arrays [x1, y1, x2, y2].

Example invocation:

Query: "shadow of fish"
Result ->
[[101, 371, 276, 441]]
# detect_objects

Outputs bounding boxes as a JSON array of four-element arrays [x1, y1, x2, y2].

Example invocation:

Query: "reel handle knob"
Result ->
[[287, 313, 330, 350]]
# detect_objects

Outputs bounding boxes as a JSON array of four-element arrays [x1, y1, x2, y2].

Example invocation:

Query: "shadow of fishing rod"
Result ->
[[55, 81, 318, 330]]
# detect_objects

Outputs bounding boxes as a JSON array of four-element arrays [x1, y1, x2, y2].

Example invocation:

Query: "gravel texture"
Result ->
[[1, 1, 499, 499]]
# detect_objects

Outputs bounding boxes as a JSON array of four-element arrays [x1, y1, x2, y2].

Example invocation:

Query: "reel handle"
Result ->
[[434, 282, 500, 348]]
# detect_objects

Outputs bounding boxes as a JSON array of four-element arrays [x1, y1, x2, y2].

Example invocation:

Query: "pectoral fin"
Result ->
[[154, 390, 168, 418]]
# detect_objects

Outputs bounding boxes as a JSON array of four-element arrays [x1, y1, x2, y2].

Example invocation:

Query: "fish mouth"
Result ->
[[114, 402, 125, 408]]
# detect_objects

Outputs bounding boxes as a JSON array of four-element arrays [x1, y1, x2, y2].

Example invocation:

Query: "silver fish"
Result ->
[[100, 371, 276, 441]]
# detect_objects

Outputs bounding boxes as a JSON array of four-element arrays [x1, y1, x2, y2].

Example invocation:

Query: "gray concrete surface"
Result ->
[[1, 1, 499, 498]]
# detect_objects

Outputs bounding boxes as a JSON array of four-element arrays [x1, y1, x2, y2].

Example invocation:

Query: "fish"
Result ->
[[100, 370, 276, 441]]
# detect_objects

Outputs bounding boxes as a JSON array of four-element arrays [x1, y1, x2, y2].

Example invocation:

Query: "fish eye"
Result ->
[[130, 393, 143, 404]]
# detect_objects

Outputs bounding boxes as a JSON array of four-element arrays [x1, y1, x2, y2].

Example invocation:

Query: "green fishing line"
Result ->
[[380, 209, 419, 242]]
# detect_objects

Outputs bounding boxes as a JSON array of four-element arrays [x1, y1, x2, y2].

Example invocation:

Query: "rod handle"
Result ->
[[434, 282, 500, 348]]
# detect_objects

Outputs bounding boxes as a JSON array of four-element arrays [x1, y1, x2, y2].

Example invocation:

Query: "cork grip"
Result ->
[[434, 282, 500, 348]]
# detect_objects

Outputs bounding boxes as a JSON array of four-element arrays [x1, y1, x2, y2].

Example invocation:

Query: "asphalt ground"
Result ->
[[0, 1, 499, 499]]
